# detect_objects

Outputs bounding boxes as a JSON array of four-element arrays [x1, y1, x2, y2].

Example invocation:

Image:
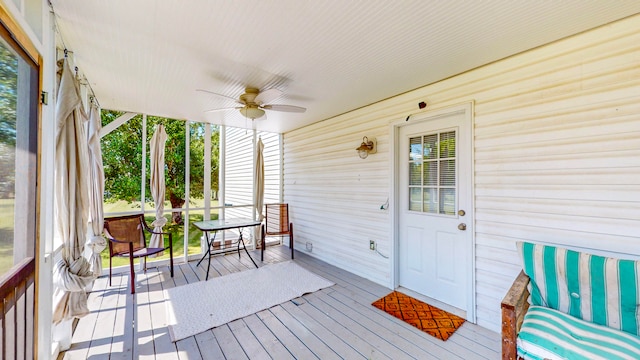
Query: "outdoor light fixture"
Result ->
[[356, 136, 376, 159], [239, 105, 266, 120]]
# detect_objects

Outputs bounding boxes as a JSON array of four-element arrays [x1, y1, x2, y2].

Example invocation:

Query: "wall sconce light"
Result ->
[[356, 136, 377, 159]]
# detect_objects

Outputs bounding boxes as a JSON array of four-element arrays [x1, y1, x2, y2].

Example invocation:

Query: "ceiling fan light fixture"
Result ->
[[239, 106, 265, 120], [199, 87, 306, 119]]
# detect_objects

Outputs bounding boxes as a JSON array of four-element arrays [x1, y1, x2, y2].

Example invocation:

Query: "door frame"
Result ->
[[389, 102, 476, 322]]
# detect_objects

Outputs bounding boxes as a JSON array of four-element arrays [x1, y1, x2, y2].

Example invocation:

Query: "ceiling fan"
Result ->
[[197, 87, 306, 120]]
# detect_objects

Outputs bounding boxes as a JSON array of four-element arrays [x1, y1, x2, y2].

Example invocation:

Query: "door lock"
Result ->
[[458, 223, 467, 231], [458, 209, 465, 216]]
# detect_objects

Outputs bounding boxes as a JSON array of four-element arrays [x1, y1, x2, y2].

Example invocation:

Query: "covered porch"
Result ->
[[61, 246, 499, 360], [1, 1, 640, 359]]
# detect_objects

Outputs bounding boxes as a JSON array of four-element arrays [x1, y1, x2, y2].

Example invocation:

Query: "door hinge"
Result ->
[[40, 91, 48, 105]]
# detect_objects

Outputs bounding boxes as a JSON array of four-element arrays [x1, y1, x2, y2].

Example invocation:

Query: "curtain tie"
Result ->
[[151, 217, 168, 228]]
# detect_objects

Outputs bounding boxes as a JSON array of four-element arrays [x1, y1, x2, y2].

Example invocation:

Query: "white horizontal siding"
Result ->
[[470, 17, 640, 332], [224, 128, 282, 220], [284, 113, 392, 284], [284, 14, 640, 332], [224, 127, 253, 219]]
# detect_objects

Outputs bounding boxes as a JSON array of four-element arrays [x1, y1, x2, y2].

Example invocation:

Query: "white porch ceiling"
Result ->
[[50, 1, 640, 133]]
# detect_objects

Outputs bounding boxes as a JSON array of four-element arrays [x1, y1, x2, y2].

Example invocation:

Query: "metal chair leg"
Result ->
[[129, 253, 135, 294], [169, 237, 174, 278], [290, 223, 294, 260], [261, 224, 266, 262]]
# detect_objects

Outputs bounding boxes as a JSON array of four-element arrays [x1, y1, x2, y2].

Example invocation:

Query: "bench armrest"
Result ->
[[501, 270, 530, 360]]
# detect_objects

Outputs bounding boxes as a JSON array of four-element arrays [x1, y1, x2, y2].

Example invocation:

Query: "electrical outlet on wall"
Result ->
[[369, 240, 376, 251]]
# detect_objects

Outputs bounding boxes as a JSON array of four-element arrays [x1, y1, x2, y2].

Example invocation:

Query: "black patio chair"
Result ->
[[261, 203, 294, 261], [103, 213, 173, 294]]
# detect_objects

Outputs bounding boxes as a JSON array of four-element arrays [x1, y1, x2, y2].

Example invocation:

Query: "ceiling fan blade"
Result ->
[[196, 89, 242, 104], [204, 106, 242, 113], [254, 88, 282, 105], [262, 104, 307, 113]]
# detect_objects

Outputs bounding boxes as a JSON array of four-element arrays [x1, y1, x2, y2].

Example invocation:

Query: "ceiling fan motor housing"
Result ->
[[240, 87, 260, 105]]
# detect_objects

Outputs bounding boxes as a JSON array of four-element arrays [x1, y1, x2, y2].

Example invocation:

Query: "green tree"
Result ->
[[102, 111, 141, 203], [101, 110, 219, 224], [0, 42, 17, 147], [0, 42, 17, 198]]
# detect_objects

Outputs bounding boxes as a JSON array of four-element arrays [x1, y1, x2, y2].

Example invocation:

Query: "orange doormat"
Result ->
[[372, 291, 465, 341]]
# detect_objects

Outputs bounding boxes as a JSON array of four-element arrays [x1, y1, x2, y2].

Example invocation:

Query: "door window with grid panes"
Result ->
[[408, 130, 456, 215]]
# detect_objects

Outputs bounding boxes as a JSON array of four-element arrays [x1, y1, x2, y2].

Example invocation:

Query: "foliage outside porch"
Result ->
[[99, 110, 282, 270]]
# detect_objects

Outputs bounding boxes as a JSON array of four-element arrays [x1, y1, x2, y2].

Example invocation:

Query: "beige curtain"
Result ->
[[52, 58, 94, 323], [253, 137, 265, 247], [86, 104, 106, 275], [149, 124, 168, 254]]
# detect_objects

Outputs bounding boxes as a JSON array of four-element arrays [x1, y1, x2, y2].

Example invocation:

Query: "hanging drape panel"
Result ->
[[86, 104, 106, 275], [253, 137, 265, 247], [52, 58, 94, 323], [149, 125, 168, 255]]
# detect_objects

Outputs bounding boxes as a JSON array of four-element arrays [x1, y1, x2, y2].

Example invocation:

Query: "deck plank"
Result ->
[[194, 330, 225, 360], [230, 248, 255, 271], [178, 262, 201, 285], [241, 314, 294, 360], [109, 273, 134, 360], [269, 305, 342, 360], [219, 252, 250, 273], [208, 253, 232, 277], [187, 259, 210, 281], [279, 300, 365, 359], [291, 296, 392, 360], [146, 267, 178, 360], [160, 265, 202, 360], [321, 280, 471, 358], [62, 275, 109, 360], [62, 246, 500, 360], [85, 275, 119, 360], [227, 318, 271, 360], [212, 324, 250, 360], [327, 287, 470, 360], [303, 291, 416, 360], [257, 309, 318, 359], [134, 271, 157, 360]]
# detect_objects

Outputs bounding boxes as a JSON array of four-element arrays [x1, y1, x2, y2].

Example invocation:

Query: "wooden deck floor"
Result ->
[[61, 246, 500, 359]]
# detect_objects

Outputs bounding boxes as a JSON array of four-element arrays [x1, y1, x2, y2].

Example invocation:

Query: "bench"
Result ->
[[501, 242, 640, 360]]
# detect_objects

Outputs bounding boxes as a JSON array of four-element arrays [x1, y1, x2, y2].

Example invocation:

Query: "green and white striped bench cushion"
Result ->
[[518, 306, 640, 360], [517, 241, 640, 336]]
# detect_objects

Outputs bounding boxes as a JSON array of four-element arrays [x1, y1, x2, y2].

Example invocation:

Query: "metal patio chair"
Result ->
[[103, 213, 174, 294], [261, 203, 294, 261]]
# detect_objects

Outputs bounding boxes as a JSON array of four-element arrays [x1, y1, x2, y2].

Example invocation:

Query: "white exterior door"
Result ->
[[397, 105, 472, 311]]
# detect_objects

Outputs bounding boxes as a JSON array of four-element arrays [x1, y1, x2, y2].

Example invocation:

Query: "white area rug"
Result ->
[[165, 261, 334, 342]]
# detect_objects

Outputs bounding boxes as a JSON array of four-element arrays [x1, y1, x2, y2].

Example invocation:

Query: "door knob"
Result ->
[[458, 223, 466, 231]]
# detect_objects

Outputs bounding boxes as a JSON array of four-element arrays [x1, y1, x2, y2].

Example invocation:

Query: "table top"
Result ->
[[193, 218, 261, 231]]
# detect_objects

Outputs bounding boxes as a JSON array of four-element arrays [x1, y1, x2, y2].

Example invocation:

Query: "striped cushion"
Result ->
[[517, 242, 640, 336], [517, 306, 640, 360]]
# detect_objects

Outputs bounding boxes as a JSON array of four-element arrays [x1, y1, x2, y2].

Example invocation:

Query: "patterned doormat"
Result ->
[[372, 291, 465, 341]]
